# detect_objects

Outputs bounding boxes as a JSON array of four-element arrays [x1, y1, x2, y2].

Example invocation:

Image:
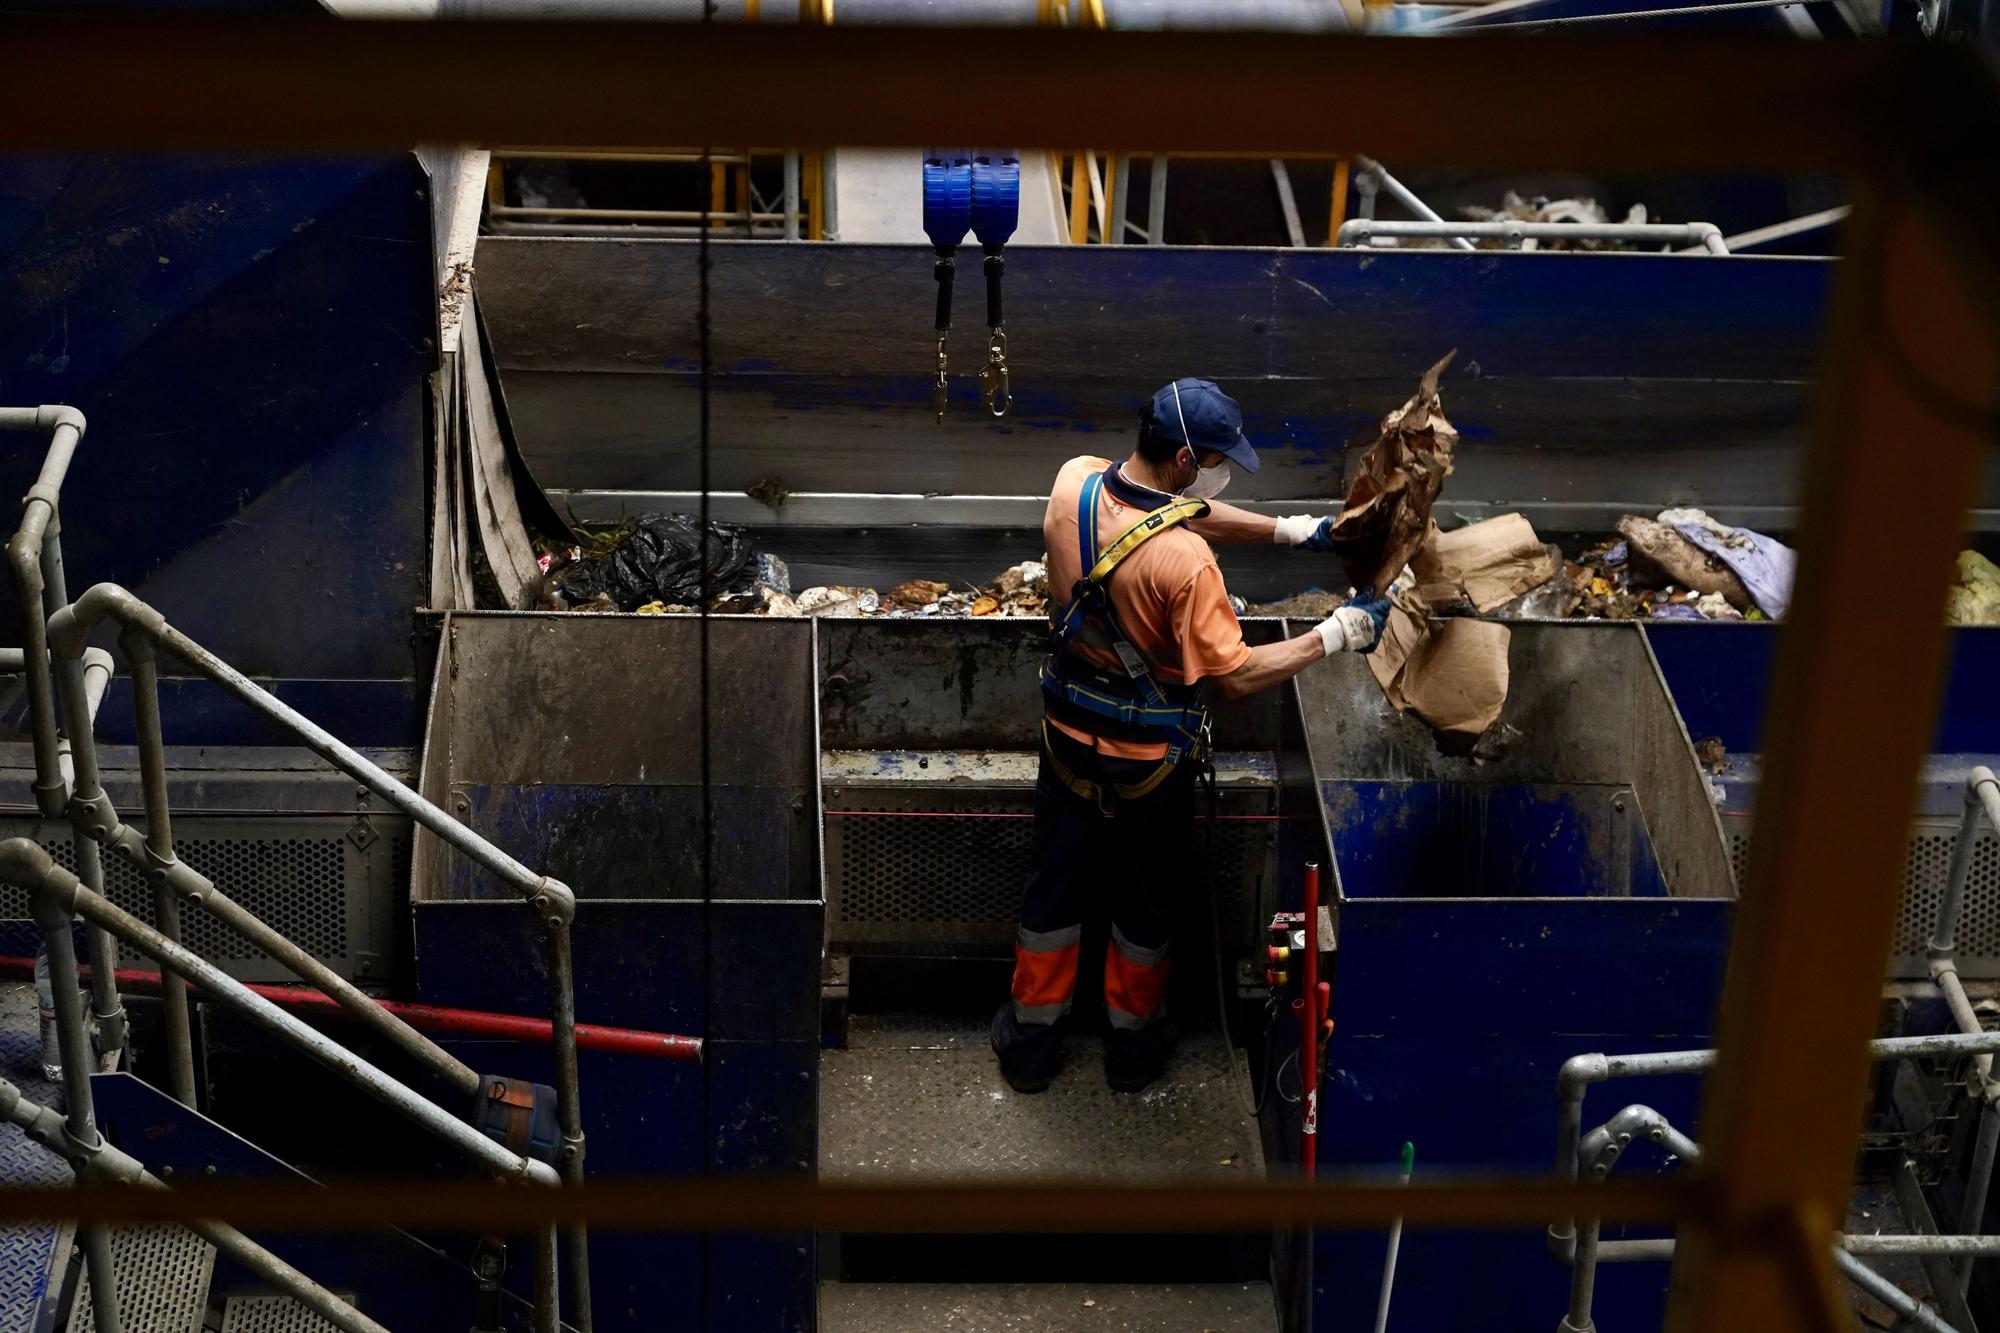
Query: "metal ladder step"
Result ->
[[67, 1225, 215, 1333], [219, 1294, 352, 1333]]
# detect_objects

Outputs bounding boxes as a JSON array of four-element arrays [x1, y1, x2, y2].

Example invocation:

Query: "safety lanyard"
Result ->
[[921, 149, 972, 424], [969, 149, 1021, 417]]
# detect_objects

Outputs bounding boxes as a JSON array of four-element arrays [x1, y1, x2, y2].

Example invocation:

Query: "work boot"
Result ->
[[1104, 1017, 1178, 1094], [990, 1003, 1060, 1094]]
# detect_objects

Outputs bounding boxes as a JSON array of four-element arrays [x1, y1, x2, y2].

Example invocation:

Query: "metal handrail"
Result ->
[[1336, 218, 1731, 254], [0, 407, 130, 1073], [1550, 1030, 2000, 1333], [43, 581, 593, 1332], [0, 1071, 390, 1333], [1, 408, 593, 1330]]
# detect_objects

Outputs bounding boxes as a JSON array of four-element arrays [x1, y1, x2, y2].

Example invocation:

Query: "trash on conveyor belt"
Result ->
[[791, 561, 1050, 620], [1326, 351, 1459, 597], [540, 512, 786, 614]]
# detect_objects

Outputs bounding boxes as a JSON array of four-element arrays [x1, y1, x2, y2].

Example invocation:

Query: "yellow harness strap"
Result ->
[[1040, 720, 1182, 817]]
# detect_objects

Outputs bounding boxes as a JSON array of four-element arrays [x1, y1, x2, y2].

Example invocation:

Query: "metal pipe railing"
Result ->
[[45, 581, 591, 1332], [118, 626, 196, 1105], [1564, 1104, 1704, 1332], [1348, 157, 1475, 250], [1552, 1031, 2000, 1331], [1336, 217, 1731, 254], [1927, 764, 2000, 1292], [1, 406, 130, 1066], [2, 839, 556, 1188], [0, 1071, 392, 1333]]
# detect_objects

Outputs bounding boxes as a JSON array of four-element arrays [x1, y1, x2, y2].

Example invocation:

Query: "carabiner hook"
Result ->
[[979, 330, 1011, 418], [933, 332, 951, 425]]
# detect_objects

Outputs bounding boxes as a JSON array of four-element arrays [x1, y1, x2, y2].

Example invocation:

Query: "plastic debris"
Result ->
[[1658, 507, 1796, 619], [546, 513, 761, 613]]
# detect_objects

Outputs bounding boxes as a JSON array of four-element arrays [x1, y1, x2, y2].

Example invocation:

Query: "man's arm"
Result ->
[[1208, 595, 1389, 701], [1187, 500, 1278, 545], [1190, 504, 1344, 550], [1209, 631, 1325, 700]]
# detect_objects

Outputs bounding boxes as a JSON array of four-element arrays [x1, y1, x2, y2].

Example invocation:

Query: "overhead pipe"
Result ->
[[1337, 218, 1729, 254], [0, 957, 702, 1062]]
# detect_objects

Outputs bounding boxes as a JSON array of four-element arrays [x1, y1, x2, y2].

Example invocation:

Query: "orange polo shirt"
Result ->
[[1043, 456, 1253, 760]]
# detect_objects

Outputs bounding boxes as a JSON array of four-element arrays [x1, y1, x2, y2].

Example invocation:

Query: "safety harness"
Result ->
[[1039, 467, 1213, 810]]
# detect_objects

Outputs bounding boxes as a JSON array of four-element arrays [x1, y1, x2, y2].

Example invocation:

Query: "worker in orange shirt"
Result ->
[[994, 377, 1388, 1095]]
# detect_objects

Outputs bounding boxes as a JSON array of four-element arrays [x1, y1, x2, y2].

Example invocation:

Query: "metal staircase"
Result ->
[[0, 406, 595, 1333]]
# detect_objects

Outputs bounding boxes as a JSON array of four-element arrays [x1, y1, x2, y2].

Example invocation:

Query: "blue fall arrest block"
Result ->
[[922, 148, 973, 423]]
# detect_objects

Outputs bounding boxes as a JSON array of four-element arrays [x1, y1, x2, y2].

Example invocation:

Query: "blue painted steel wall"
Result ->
[[1310, 783, 1729, 1332], [414, 898, 821, 1333], [1646, 624, 2000, 755], [0, 154, 435, 747]]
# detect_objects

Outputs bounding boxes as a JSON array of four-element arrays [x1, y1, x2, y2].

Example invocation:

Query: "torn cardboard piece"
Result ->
[[1328, 351, 1459, 595], [1410, 514, 1558, 614], [1367, 596, 1512, 748]]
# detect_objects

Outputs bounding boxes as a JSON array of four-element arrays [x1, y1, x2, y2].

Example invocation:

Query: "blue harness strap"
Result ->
[[1042, 470, 1213, 764]]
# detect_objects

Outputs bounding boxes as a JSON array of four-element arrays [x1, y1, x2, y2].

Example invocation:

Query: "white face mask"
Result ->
[[1168, 379, 1231, 501], [1181, 457, 1231, 500]]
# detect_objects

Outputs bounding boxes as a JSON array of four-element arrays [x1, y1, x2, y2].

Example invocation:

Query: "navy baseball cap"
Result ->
[[1149, 377, 1261, 474]]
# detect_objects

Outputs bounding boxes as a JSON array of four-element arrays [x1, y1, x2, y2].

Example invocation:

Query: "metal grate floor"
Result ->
[[0, 983, 69, 1333], [67, 1224, 214, 1333], [820, 1015, 1263, 1181], [820, 1282, 1278, 1331]]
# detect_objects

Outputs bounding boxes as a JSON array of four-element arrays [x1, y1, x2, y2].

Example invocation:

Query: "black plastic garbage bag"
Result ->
[[555, 513, 757, 611]]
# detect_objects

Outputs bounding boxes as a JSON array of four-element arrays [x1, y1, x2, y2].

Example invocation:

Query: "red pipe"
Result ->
[[0, 956, 701, 1063], [1300, 861, 1321, 1181]]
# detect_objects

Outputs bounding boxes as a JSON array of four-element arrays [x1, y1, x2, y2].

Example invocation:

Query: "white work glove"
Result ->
[[1312, 591, 1392, 657], [1273, 514, 1322, 546]]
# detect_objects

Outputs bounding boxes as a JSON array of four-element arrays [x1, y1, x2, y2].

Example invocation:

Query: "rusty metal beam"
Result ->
[[0, 17, 1964, 173], [1667, 190, 1999, 1331]]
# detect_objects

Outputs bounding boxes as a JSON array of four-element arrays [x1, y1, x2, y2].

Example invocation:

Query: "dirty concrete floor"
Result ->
[[819, 1014, 1263, 1182]]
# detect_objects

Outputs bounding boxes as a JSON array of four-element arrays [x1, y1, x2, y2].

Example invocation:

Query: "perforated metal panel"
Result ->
[[1724, 815, 2000, 979], [823, 782, 1273, 956], [0, 816, 402, 986], [66, 1225, 213, 1333], [220, 1294, 352, 1333]]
